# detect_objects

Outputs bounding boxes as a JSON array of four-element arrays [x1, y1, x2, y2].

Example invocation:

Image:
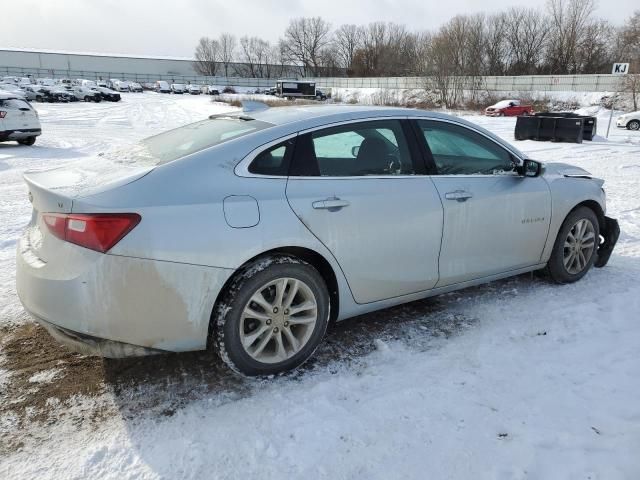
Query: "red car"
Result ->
[[485, 100, 534, 117]]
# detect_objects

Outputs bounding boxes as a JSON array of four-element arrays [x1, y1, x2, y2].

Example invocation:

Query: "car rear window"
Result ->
[[0, 99, 32, 110], [104, 116, 274, 166]]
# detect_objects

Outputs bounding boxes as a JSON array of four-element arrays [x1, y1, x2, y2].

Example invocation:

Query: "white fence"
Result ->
[[309, 75, 624, 93], [0, 65, 626, 93]]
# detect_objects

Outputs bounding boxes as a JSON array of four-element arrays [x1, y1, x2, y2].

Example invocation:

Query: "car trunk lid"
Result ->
[[23, 159, 152, 261]]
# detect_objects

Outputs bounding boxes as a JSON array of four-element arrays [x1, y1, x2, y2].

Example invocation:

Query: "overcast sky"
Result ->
[[1, 0, 636, 58]]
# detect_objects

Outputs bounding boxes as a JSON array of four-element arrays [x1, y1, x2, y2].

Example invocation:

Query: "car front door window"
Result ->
[[418, 120, 515, 175]]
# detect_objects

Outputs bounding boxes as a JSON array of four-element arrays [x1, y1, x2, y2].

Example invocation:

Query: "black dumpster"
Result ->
[[515, 115, 585, 143], [534, 112, 597, 140]]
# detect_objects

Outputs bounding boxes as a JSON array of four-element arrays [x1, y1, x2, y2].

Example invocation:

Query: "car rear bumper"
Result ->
[[0, 128, 41, 141], [16, 230, 234, 356]]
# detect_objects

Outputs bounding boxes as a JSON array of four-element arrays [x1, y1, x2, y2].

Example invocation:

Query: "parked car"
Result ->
[[1, 76, 19, 84], [96, 80, 109, 88], [0, 92, 41, 145], [616, 111, 640, 131], [155, 81, 171, 93], [171, 83, 186, 94], [38, 86, 73, 103], [485, 100, 534, 117], [0, 84, 27, 100], [129, 82, 143, 93], [15, 105, 620, 376], [23, 85, 48, 102], [72, 86, 102, 102], [204, 85, 220, 95], [187, 84, 201, 95], [112, 80, 130, 92], [315, 89, 327, 101], [37, 78, 56, 87], [18, 77, 33, 87], [76, 79, 97, 88], [91, 87, 121, 102]]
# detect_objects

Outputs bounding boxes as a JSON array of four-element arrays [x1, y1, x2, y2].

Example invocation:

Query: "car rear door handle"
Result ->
[[312, 198, 350, 210], [444, 190, 473, 202]]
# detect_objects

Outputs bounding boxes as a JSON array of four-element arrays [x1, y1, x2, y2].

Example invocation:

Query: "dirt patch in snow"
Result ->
[[0, 292, 477, 453]]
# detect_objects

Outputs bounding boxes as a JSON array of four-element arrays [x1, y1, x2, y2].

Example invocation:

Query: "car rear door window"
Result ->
[[248, 140, 293, 176], [292, 120, 414, 177], [417, 120, 515, 175]]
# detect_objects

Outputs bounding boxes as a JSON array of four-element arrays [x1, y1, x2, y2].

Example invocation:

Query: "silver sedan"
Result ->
[[16, 105, 620, 376]]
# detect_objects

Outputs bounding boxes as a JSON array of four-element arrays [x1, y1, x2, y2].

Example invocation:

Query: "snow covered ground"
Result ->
[[1, 93, 639, 479]]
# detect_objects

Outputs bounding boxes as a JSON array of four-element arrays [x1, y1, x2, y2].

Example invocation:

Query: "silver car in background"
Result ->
[[16, 105, 619, 376]]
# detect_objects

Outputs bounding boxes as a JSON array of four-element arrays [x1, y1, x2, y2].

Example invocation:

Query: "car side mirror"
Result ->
[[351, 146, 360, 157], [519, 159, 542, 177]]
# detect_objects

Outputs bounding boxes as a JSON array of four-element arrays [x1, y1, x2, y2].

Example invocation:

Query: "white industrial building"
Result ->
[[1, 47, 200, 79]]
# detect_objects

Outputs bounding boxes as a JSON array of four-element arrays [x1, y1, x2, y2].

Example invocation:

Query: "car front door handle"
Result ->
[[312, 198, 350, 210], [445, 190, 473, 202]]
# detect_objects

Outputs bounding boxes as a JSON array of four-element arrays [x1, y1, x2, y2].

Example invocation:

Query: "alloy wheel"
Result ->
[[239, 277, 318, 364], [563, 218, 596, 275]]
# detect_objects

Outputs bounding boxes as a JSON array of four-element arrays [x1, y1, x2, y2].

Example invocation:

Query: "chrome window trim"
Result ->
[[235, 115, 525, 179]]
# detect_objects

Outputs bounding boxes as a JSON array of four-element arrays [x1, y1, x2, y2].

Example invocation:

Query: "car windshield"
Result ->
[[101, 116, 274, 166]]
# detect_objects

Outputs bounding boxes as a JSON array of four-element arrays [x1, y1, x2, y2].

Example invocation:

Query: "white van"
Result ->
[[0, 92, 42, 145]]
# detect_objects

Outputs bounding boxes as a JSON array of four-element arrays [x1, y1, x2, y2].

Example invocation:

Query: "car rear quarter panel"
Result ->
[[73, 141, 357, 320]]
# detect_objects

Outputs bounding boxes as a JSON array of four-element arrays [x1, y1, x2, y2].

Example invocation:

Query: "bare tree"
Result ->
[[193, 37, 220, 76], [545, 0, 596, 74], [239, 36, 272, 77], [334, 24, 362, 71], [504, 8, 549, 75], [623, 74, 640, 110], [484, 13, 508, 75], [219, 33, 237, 77], [280, 17, 332, 77]]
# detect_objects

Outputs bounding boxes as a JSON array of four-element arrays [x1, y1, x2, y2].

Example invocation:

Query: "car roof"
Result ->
[[244, 104, 497, 133], [208, 104, 527, 162]]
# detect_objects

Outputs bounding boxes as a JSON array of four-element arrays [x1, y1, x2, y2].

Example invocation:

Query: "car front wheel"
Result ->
[[628, 120, 640, 131], [546, 206, 600, 283], [212, 255, 330, 376]]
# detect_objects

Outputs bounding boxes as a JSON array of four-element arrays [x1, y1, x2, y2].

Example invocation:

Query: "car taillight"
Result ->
[[42, 213, 141, 253], [0, 111, 6, 118]]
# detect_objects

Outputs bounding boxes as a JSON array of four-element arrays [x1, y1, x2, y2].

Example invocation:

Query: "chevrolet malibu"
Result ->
[[16, 105, 619, 376]]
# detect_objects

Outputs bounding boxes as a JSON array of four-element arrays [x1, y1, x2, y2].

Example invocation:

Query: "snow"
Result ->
[[27, 369, 61, 384], [1, 93, 640, 479]]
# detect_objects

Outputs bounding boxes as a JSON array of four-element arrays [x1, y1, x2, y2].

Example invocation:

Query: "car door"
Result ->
[[414, 119, 551, 287], [286, 119, 443, 304]]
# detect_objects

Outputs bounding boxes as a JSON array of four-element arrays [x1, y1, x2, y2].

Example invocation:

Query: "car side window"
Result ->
[[248, 140, 292, 176], [291, 120, 414, 177], [417, 120, 515, 175]]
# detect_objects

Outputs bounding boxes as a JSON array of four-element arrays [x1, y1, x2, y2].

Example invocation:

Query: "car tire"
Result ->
[[17, 136, 36, 146], [628, 120, 640, 131], [212, 255, 330, 377], [545, 206, 600, 284], [35, 95, 43, 102], [84, 96, 91, 102]]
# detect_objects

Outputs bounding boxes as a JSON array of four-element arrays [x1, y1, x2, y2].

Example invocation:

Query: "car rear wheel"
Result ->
[[17, 136, 36, 146], [212, 255, 329, 376], [628, 120, 640, 131], [546, 206, 599, 283]]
